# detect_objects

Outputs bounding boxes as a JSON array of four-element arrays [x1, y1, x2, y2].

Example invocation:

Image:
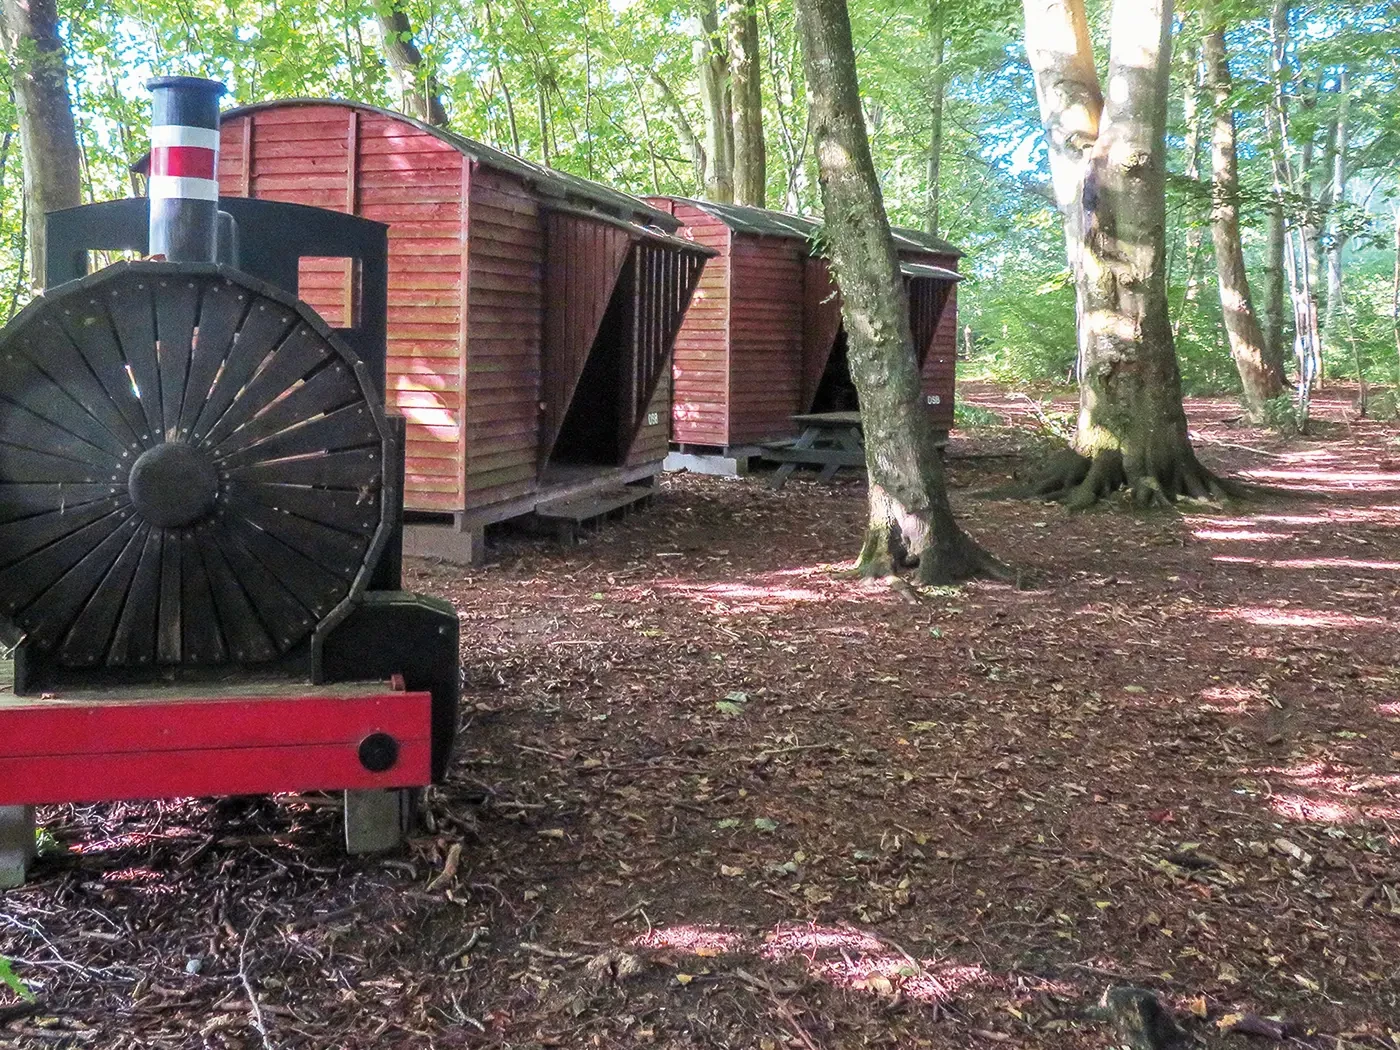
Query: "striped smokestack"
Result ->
[[146, 76, 226, 262]]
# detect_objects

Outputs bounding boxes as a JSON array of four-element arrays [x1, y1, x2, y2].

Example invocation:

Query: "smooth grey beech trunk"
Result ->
[[697, 0, 735, 203], [925, 0, 946, 238], [0, 0, 80, 292], [1021, 0, 1234, 507], [793, 0, 995, 582], [1262, 197, 1288, 376]]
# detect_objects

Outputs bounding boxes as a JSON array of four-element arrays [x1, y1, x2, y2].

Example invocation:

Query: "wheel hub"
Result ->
[[128, 441, 219, 528]]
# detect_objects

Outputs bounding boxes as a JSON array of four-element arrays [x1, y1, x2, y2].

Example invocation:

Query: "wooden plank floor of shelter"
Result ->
[[532, 485, 655, 543]]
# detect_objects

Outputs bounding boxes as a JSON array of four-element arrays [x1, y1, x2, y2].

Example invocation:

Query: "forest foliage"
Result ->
[[0, 0, 1396, 397]]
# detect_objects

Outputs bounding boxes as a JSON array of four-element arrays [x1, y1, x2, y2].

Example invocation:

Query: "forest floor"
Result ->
[[2, 386, 1399, 1050]]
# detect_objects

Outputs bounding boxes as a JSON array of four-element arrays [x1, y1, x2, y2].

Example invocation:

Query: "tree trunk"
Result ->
[[649, 70, 707, 193], [697, 0, 734, 202], [0, 0, 81, 291], [925, 0, 946, 238], [1261, 195, 1288, 376], [537, 85, 552, 168], [1202, 9, 1283, 419], [1179, 42, 1206, 306], [1261, 0, 1289, 380], [730, 0, 765, 207], [792, 0, 998, 583], [376, 3, 448, 126], [1021, 0, 1231, 508], [1266, 0, 1321, 420], [1392, 206, 1399, 384], [1321, 67, 1349, 339]]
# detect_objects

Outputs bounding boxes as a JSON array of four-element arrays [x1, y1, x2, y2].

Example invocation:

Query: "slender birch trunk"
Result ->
[[1392, 207, 1400, 384], [1267, 0, 1321, 424], [1322, 68, 1350, 339], [649, 71, 707, 193]]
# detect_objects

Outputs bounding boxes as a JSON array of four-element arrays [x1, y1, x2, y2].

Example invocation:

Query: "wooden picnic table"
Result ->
[[763, 411, 866, 490]]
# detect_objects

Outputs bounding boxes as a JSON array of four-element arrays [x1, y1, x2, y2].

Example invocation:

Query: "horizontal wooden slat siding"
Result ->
[[916, 252, 959, 432], [466, 165, 546, 509], [540, 210, 632, 462], [627, 363, 672, 465], [654, 201, 731, 447], [217, 103, 468, 512], [727, 235, 806, 445]]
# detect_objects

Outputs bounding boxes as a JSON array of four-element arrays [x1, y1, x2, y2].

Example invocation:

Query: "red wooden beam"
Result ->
[[0, 688, 433, 806]]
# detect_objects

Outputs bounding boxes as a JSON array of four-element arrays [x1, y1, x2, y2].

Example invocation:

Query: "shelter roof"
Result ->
[[141, 98, 681, 232], [900, 261, 962, 281], [660, 196, 963, 258]]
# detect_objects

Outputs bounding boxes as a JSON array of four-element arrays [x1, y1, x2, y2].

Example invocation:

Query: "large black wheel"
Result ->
[[0, 262, 390, 668]]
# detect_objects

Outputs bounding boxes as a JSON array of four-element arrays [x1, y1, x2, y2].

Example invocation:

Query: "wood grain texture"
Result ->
[[219, 103, 466, 510]]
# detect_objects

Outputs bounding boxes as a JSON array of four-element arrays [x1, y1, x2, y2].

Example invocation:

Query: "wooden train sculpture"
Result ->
[[0, 77, 460, 888]]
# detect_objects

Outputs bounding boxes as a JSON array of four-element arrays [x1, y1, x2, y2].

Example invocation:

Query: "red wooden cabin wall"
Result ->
[[625, 241, 709, 464], [218, 105, 468, 512], [463, 166, 547, 509], [657, 198, 961, 449], [727, 235, 807, 446], [656, 201, 731, 447], [915, 252, 960, 433]]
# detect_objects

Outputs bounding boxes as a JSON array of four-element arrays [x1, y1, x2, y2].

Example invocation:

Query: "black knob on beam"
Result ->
[[358, 733, 400, 773]]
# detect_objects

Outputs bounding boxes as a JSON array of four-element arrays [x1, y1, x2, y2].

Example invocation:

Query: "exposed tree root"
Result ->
[[1004, 446, 1246, 511], [855, 507, 1012, 586], [915, 533, 1016, 586]]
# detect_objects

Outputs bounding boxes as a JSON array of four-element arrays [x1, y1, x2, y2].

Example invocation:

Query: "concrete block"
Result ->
[[0, 806, 35, 890], [403, 523, 487, 567], [344, 789, 412, 854], [664, 450, 751, 477]]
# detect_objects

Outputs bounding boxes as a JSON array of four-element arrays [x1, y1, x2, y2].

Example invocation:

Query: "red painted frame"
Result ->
[[0, 688, 433, 806]]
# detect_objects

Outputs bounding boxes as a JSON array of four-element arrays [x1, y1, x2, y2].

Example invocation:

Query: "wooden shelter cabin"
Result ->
[[646, 197, 962, 465], [194, 100, 713, 562]]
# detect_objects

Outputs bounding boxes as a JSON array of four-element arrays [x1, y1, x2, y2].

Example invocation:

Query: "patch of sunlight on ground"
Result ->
[[1198, 684, 1269, 714], [1269, 557, 1400, 572], [1210, 606, 1391, 631], [1208, 555, 1400, 572], [651, 563, 896, 614], [1192, 529, 1297, 541], [1243, 467, 1400, 490], [1248, 762, 1400, 824], [634, 922, 990, 1004]]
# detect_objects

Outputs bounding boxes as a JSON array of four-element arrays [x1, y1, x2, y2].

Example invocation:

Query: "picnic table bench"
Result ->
[[762, 411, 866, 490]]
